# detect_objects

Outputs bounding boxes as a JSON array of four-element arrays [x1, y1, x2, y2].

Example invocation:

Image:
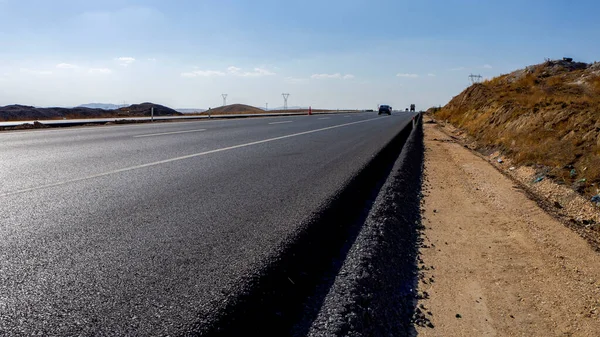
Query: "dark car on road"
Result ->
[[378, 104, 392, 115]]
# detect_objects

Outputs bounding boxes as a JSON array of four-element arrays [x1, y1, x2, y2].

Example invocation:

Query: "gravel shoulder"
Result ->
[[416, 118, 600, 336]]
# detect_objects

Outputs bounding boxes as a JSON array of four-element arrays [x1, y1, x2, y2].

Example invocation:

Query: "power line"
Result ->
[[282, 93, 290, 110], [222, 94, 228, 106]]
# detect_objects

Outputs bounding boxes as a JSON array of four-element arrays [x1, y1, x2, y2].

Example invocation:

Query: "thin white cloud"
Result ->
[[181, 70, 225, 78], [310, 73, 354, 80], [228, 66, 275, 77], [427, 73, 436, 77], [116, 57, 136, 66], [311, 73, 341, 79], [147, 58, 157, 62], [20, 68, 53, 75], [77, 7, 164, 27], [482, 64, 493, 69], [88, 68, 112, 74], [181, 66, 276, 78], [247, 67, 275, 77], [449, 67, 466, 71], [285, 76, 309, 83], [396, 73, 419, 78], [227, 66, 242, 74], [56, 63, 78, 69]]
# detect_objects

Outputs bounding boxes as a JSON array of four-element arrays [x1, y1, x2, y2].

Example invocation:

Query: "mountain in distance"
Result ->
[[203, 104, 266, 115], [77, 103, 129, 110], [117, 102, 181, 116], [0, 102, 181, 121], [77, 104, 206, 114], [176, 108, 207, 113], [268, 105, 307, 110], [267, 106, 355, 110]]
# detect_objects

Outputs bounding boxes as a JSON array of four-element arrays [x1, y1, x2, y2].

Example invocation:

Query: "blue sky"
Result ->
[[1, 0, 599, 109]]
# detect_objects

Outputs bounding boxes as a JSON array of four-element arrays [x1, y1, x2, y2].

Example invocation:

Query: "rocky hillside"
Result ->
[[433, 59, 600, 196], [116, 103, 180, 116], [0, 105, 108, 120], [0, 102, 181, 121]]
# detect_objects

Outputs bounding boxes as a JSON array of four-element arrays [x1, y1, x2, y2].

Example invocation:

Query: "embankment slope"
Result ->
[[433, 59, 600, 196]]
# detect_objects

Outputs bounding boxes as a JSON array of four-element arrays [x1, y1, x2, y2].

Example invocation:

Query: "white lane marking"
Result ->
[[344, 115, 351, 118], [318, 117, 330, 120], [268, 121, 293, 125], [0, 117, 386, 197], [133, 129, 207, 138]]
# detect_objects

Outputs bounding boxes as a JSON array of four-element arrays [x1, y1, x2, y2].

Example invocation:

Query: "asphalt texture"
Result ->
[[0, 112, 415, 335], [307, 116, 425, 336]]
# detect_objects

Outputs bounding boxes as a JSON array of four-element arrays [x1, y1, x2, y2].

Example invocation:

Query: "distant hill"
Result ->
[[203, 104, 337, 115], [77, 103, 128, 110], [176, 108, 207, 114], [203, 104, 266, 115], [433, 58, 600, 195], [270, 105, 307, 110], [0, 105, 109, 121], [269, 106, 341, 112], [115, 102, 181, 116], [0, 102, 182, 121]]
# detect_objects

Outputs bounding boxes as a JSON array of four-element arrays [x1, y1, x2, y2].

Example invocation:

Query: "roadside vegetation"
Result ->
[[431, 59, 600, 197]]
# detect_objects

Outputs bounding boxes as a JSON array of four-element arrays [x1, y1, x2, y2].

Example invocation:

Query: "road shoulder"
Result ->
[[415, 118, 600, 336]]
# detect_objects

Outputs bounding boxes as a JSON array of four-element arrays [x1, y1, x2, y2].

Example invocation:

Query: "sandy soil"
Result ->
[[437, 119, 600, 247], [415, 119, 600, 336]]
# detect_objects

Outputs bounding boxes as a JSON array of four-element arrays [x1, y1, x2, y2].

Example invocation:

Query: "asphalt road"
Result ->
[[0, 112, 415, 335]]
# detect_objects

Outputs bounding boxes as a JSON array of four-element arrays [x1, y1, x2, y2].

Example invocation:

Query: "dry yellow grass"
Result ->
[[434, 60, 600, 196]]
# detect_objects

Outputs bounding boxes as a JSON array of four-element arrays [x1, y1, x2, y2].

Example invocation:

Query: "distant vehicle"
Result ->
[[378, 105, 392, 115], [410, 104, 416, 112], [405, 108, 409, 112]]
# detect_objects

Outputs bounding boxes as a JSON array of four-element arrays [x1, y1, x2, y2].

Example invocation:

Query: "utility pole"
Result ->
[[222, 94, 228, 106], [468, 74, 483, 84], [282, 93, 290, 110]]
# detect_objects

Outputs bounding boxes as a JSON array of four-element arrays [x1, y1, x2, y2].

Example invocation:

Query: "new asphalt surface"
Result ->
[[0, 112, 415, 335]]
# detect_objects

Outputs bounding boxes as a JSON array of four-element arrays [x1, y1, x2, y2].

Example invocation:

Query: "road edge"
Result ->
[[307, 113, 425, 336]]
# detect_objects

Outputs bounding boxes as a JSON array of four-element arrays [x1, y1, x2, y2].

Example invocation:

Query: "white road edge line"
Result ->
[[133, 129, 207, 138], [0, 116, 386, 197], [318, 117, 330, 120], [268, 121, 293, 125]]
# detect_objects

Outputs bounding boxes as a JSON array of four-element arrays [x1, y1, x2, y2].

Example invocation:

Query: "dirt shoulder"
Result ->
[[415, 118, 600, 336]]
